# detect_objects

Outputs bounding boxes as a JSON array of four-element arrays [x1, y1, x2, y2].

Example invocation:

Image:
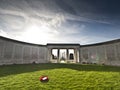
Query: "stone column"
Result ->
[[77, 48, 80, 63], [88, 48, 90, 62], [22, 46, 24, 64], [37, 47, 39, 63], [66, 49, 69, 63], [74, 48, 77, 63], [57, 49, 60, 63], [114, 44, 118, 61], [12, 44, 15, 64], [48, 48, 52, 62], [80, 48, 82, 63], [2, 42, 5, 58], [104, 45, 107, 64], [29, 47, 32, 64], [50, 49, 52, 61], [75, 48, 80, 63], [2, 42, 5, 64], [96, 47, 99, 64]]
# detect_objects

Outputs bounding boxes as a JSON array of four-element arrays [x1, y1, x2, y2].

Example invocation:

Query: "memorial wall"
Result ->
[[0, 36, 120, 66], [80, 39, 120, 66], [0, 36, 47, 65]]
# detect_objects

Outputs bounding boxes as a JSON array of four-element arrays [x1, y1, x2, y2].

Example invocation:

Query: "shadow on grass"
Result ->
[[0, 63, 120, 77]]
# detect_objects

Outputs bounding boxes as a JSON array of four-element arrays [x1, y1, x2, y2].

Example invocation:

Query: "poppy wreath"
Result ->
[[39, 76, 49, 82]]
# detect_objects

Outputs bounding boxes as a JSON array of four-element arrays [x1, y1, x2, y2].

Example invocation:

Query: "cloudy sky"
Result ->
[[0, 0, 120, 45]]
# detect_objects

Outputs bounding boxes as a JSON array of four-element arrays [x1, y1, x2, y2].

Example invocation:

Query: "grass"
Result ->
[[0, 63, 120, 90]]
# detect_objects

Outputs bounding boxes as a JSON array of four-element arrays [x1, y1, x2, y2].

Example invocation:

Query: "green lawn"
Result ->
[[0, 63, 120, 90]]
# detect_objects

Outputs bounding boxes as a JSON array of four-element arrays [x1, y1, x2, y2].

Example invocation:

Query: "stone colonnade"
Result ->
[[47, 44, 80, 63]]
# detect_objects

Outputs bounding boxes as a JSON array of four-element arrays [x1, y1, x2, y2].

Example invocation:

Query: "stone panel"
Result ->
[[88, 47, 97, 63], [13, 45, 23, 64], [14, 45, 23, 59], [0, 41, 4, 64], [106, 44, 115, 61], [23, 46, 31, 63], [116, 43, 120, 60], [0, 41, 4, 58], [39, 47, 45, 59], [4, 42, 13, 59], [81, 48, 88, 62], [96, 46, 105, 64], [32, 47, 38, 60], [38, 47, 47, 63]]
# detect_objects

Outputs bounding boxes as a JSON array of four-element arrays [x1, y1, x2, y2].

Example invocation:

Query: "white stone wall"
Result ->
[[0, 36, 120, 66], [0, 37, 48, 65], [80, 42, 120, 66]]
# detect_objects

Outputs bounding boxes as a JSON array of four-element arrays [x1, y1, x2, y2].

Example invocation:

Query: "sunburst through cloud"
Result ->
[[0, 0, 120, 45]]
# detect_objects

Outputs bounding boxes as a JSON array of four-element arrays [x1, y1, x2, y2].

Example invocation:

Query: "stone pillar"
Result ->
[[2, 42, 5, 58], [96, 47, 99, 64], [48, 48, 52, 62], [66, 49, 69, 62], [75, 48, 80, 63], [57, 49, 60, 63], [12, 44, 15, 64], [50, 49, 52, 61], [74, 48, 77, 63], [30, 47, 32, 63], [114, 44, 118, 66], [22, 46, 24, 64], [114, 44, 118, 61], [104, 45, 107, 64], [80, 48, 82, 63], [77, 48, 80, 63], [88, 48, 90, 62], [37, 47, 39, 63]]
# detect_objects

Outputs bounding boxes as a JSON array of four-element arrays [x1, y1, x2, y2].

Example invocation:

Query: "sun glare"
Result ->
[[22, 24, 54, 44]]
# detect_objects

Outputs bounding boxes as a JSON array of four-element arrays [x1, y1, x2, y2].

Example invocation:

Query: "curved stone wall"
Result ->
[[0, 36, 120, 66], [80, 39, 120, 66], [0, 36, 48, 65]]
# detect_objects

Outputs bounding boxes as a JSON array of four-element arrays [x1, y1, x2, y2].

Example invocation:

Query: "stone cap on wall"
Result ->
[[0, 36, 46, 47], [47, 43, 80, 49], [81, 39, 120, 47], [1, 36, 120, 48]]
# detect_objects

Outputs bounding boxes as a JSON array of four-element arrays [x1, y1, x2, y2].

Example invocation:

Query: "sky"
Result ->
[[0, 0, 120, 45]]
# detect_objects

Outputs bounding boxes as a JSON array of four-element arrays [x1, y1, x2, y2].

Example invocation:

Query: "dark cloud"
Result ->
[[54, 0, 77, 15]]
